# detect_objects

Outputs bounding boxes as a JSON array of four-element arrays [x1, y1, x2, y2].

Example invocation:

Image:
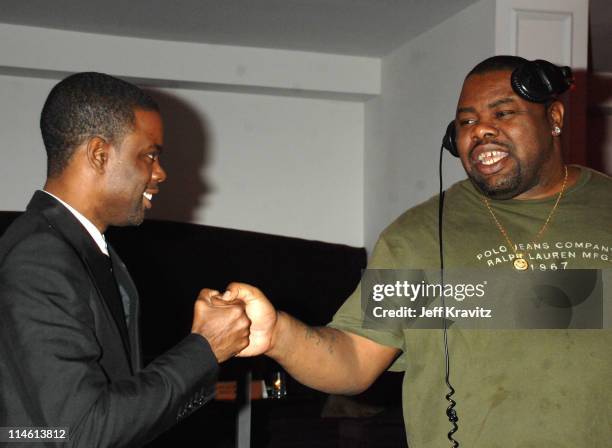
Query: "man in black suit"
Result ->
[[0, 72, 250, 447]]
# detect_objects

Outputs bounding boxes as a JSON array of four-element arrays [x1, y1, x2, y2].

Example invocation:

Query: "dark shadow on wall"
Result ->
[[143, 88, 213, 223], [587, 73, 612, 175]]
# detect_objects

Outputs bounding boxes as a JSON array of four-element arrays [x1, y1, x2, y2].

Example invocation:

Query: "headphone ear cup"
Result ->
[[442, 121, 459, 157], [511, 60, 573, 103]]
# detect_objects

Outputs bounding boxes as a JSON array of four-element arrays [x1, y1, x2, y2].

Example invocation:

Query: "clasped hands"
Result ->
[[191, 283, 277, 363]]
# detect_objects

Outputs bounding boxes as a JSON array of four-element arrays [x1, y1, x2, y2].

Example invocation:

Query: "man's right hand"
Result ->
[[202, 283, 399, 395], [201, 283, 277, 357], [191, 289, 251, 363]]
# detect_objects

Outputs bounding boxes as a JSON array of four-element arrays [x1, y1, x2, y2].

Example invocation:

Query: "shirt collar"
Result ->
[[42, 190, 109, 256]]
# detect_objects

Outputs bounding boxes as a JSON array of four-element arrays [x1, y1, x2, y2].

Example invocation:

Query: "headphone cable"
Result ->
[[438, 143, 459, 447]]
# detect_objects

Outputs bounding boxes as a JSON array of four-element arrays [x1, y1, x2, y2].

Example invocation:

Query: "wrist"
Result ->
[[265, 310, 286, 359]]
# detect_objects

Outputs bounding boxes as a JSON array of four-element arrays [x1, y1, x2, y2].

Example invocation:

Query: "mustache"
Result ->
[[469, 139, 512, 158]]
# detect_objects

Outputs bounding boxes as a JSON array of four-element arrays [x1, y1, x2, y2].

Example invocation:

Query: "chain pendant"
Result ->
[[513, 254, 529, 271], [482, 166, 567, 273]]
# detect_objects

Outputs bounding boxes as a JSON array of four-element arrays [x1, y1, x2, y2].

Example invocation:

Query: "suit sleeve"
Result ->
[[0, 232, 218, 448]]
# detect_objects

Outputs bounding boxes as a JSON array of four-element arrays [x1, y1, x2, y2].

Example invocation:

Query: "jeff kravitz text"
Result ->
[[372, 305, 492, 318]]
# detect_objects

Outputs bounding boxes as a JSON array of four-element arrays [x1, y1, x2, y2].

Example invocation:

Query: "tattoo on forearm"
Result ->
[[327, 330, 337, 355], [304, 326, 336, 355]]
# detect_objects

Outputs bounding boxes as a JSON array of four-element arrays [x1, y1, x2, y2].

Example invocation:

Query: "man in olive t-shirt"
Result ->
[[330, 165, 611, 446], [206, 56, 612, 447]]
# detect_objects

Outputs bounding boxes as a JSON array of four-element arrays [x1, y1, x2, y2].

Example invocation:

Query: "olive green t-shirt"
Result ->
[[330, 166, 612, 447]]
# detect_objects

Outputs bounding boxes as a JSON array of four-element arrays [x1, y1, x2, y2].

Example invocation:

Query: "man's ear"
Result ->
[[86, 136, 110, 173], [547, 100, 565, 131]]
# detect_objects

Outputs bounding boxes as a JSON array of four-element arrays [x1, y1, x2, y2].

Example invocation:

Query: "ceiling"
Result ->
[[1, 0, 611, 71], [0, 0, 477, 56]]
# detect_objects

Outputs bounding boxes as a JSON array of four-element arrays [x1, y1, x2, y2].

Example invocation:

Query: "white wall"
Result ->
[[0, 23, 379, 97], [0, 24, 374, 247], [0, 75, 50, 204], [149, 86, 364, 245], [363, 0, 496, 251], [0, 74, 364, 245]]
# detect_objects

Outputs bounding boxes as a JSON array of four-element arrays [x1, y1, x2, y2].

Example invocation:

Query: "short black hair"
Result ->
[[40, 72, 159, 177], [467, 55, 528, 78]]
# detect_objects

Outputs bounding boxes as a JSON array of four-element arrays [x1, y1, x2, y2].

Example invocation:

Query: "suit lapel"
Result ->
[[28, 191, 133, 368], [109, 246, 142, 370]]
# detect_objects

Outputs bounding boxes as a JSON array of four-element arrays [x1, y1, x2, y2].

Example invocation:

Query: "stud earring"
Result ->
[[552, 126, 561, 136]]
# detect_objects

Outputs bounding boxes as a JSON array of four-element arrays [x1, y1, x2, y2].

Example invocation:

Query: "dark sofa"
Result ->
[[0, 212, 406, 447]]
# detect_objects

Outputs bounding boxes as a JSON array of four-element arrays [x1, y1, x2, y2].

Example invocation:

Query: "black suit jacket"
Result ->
[[0, 191, 218, 447]]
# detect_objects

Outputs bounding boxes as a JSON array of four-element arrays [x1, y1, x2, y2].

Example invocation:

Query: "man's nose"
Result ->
[[472, 121, 499, 142], [153, 160, 167, 184]]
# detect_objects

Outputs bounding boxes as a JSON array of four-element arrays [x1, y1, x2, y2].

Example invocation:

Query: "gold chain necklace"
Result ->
[[482, 165, 568, 271]]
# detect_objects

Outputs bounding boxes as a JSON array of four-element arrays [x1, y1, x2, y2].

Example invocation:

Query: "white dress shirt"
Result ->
[[42, 190, 109, 256]]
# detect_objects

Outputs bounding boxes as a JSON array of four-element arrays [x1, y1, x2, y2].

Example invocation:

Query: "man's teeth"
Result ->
[[143, 192, 153, 201], [477, 151, 507, 166]]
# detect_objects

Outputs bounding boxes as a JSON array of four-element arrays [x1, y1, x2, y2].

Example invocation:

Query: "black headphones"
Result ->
[[442, 59, 574, 157]]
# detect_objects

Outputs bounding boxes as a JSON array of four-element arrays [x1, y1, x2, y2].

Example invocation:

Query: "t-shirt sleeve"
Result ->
[[327, 235, 407, 371]]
